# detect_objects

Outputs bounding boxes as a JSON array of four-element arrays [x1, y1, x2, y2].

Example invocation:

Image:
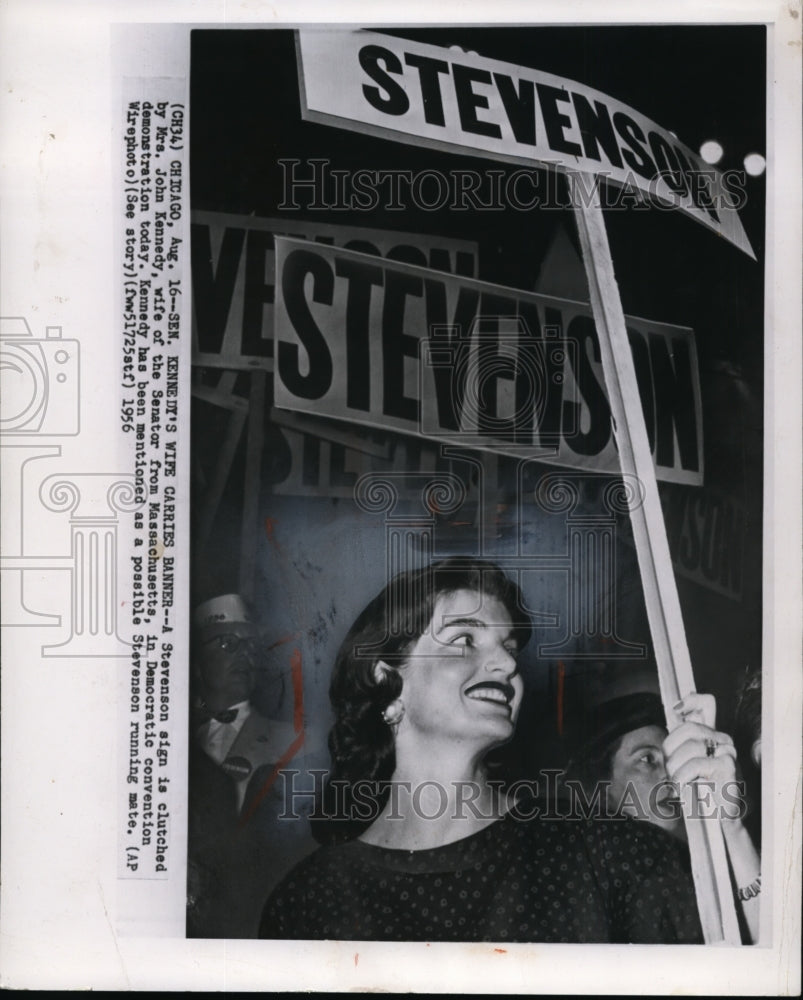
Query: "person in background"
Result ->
[[565, 692, 685, 838], [733, 670, 762, 849], [187, 593, 312, 938], [565, 690, 761, 943]]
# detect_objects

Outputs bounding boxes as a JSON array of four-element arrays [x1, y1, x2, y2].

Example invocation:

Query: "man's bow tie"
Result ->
[[196, 705, 239, 725]]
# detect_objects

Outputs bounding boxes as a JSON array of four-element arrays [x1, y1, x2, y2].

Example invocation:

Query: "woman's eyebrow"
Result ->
[[436, 616, 487, 634], [436, 616, 517, 640], [628, 742, 663, 755]]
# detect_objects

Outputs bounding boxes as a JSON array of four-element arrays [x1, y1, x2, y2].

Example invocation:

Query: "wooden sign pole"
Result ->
[[569, 174, 742, 945]]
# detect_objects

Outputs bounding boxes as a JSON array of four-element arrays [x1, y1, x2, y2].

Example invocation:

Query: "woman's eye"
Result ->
[[450, 633, 473, 647]]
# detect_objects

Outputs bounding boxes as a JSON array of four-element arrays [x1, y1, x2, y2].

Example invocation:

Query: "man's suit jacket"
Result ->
[[187, 707, 317, 938]]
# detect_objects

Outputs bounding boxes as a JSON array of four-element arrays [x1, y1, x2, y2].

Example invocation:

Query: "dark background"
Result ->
[[191, 25, 765, 377]]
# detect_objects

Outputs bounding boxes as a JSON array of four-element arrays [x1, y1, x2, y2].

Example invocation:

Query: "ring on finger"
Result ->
[[705, 738, 717, 758]]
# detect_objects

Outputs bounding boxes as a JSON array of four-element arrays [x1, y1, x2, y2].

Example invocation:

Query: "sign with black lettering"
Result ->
[[273, 236, 703, 486], [295, 30, 754, 259], [662, 486, 746, 602], [191, 210, 478, 369]]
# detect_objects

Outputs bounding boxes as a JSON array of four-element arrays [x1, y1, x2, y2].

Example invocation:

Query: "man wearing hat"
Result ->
[[187, 593, 310, 938]]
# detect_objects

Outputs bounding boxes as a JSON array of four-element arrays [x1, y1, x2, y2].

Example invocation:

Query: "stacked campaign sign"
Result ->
[[272, 236, 704, 485]]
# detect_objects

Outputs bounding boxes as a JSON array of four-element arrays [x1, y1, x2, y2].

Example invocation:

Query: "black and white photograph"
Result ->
[[188, 23, 764, 945], [0, 1, 800, 993]]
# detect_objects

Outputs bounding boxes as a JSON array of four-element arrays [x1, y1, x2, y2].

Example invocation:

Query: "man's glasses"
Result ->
[[204, 633, 258, 654]]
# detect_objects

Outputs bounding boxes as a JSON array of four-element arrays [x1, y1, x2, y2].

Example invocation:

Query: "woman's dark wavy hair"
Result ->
[[310, 557, 532, 844]]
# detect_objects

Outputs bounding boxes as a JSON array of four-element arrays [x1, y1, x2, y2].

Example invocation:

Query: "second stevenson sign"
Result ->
[[272, 237, 703, 485]]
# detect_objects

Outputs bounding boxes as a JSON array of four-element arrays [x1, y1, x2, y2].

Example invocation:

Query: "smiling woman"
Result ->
[[308, 558, 531, 848], [258, 558, 704, 943], [359, 585, 524, 850]]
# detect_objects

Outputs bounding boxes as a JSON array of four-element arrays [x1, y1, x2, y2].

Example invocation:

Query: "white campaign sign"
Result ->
[[273, 237, 704, 485], [296, 29, 754, 259]]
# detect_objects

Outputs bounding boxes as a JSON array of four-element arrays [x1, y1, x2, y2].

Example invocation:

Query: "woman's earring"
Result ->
[[382, 700, 405, 728]]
